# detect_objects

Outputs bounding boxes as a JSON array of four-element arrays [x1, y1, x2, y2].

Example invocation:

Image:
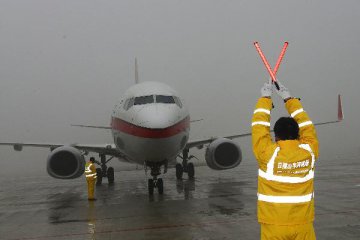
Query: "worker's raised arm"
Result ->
[[252, 80, 275, 162], [275, 80, 319, 158], [285, 98, 319, 158]]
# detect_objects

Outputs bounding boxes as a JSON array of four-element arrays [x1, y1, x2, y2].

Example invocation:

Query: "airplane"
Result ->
[[0, 60, 344, 195]]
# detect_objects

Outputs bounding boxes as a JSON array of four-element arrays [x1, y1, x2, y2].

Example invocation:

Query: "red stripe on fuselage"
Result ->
[[111, 116, 190, 138]]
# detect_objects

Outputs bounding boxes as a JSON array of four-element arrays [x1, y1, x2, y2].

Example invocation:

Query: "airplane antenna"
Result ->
[[135, 58, 139, 84]]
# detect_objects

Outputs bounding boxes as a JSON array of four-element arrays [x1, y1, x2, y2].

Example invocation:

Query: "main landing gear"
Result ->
[[176, 149, 195, 180], [95, 154, 115, 185], [146, 160, 167, 195]]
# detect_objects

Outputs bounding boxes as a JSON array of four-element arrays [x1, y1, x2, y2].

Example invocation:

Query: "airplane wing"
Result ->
[[185, 133, 252, 149], [186, 94, 343, 150], [0, 142, 127, 159], [71, 124, 111, 129], [1, 95, 343, 155], [185, 120, 341, 150]]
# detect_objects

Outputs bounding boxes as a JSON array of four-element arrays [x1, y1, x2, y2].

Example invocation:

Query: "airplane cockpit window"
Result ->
[[173, 96, 183, 108], [128, 98, 135, 108], [123, 99, 130, 110], [124, 97, 135, 110], [134, 95, 154, 105], [156, 95, 175, 104]]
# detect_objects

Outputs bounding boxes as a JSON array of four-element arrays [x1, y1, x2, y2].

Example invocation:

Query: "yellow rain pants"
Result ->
[[87, 178, 96, 200], [261, 223, 316, 240]]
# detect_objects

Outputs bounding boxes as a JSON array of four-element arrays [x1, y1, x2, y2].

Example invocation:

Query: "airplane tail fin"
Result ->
[[135, 58, 139, 84], [338, 94, 344, 121], [310, 94, 343, 127]]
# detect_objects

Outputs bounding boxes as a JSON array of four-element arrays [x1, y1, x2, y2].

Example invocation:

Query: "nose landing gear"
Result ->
[[148, 178, 163, 195], [146, 160, 166, 195]]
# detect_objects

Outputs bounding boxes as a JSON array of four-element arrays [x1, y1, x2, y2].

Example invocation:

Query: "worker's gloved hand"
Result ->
[[261, 78, 273, 98], [274, 80, 291, 100]]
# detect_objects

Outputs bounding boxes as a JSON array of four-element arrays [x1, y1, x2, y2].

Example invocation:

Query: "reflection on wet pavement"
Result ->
[[0, 158, 359, 240]]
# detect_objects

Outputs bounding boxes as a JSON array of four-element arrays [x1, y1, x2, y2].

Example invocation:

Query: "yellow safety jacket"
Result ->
[[85, 162, 97, 181], [252, 98, 319, 225]]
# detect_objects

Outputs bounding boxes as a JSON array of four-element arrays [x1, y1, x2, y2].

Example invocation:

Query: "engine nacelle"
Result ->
[[46, 146, 85, 179], [205, 138, 242, 170]]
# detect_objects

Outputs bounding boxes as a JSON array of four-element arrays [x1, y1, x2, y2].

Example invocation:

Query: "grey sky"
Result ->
[[0, 0, 359, 176]]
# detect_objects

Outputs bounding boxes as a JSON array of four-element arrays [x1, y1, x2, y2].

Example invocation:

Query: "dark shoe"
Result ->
[[88, 198, 97, 201]]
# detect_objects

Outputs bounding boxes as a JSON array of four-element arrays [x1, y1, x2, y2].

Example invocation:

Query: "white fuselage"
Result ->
[[110, 82, 190, 165]]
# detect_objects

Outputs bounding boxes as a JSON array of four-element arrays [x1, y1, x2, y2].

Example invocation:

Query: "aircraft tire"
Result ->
[[107, 167, 114, 184], [157, 178, 164, 195], [96, 168, 103, 185], [176, 163, 183, 180], [187, 163, 195, 179], [148, 179, 154, 195]]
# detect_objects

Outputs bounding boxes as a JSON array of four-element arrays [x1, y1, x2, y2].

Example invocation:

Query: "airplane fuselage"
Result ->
[[110, 82, 190, 165]]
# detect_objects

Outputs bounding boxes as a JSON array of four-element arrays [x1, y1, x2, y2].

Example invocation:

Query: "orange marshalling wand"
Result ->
[[254, 42, 289, 90]]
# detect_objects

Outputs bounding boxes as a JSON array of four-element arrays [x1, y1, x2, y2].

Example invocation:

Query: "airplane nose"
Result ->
[[134, 105, 183, 129]]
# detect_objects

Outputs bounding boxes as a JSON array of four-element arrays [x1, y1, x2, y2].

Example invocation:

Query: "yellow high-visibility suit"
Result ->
[[85, 161, 97, 200], [252, 97, 319, 240]]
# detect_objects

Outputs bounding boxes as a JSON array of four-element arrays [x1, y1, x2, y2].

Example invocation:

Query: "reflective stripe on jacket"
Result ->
[[252, 98, 319, 225], [85, 162, 97, 180]]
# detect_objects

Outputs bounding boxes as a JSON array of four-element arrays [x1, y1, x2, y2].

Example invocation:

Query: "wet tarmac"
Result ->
[[0, 157, 359, 240]]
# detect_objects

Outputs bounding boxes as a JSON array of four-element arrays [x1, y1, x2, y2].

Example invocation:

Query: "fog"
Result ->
[[0, 0, 359, 176]]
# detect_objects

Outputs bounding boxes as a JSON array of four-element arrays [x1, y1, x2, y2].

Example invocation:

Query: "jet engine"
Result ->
[[205, 138, 242, 170], [46, 146, 85, 179]]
